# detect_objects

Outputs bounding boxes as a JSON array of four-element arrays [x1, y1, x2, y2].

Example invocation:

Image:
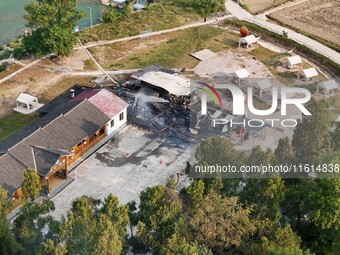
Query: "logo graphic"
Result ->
[[198, 84, 312, 116], [197, 82, 223, 115]]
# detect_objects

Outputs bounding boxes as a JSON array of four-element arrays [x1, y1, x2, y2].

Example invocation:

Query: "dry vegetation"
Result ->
[[269, 0, 340, 47], [90, 26, 240, 70], [0, 63, 22, 80], [80, 0, 201, 43], [241, 0, 290, 14], [39, 76, 96, 102]]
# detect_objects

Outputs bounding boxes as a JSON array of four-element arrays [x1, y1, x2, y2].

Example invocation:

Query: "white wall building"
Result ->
[[70, 88, 129, 136]]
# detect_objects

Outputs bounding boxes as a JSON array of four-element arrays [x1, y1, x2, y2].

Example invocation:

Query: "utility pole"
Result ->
[[88, 7, 93, 28]]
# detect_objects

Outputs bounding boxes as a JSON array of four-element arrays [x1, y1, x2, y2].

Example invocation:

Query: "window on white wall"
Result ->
[[119, 112, 124, 121], [110, 119, 114, 127]]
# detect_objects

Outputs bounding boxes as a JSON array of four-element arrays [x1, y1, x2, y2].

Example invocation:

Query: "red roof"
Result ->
[[69, 89, 100, 102], [69, 89, 129, 119]]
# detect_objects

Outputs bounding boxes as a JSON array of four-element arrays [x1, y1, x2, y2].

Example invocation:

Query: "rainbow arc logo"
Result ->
[[197, 82, 223, 115]]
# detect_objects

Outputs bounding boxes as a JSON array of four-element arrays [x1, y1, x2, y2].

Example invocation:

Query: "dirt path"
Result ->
[[0, 55, 51, 84], [82, 15, 234, 49]]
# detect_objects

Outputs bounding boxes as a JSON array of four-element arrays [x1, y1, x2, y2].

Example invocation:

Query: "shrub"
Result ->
[[13, 48, 25, 60], [102, 7, 120, 23], [0, 64, 6, 73], [0, 50, 12, 61]]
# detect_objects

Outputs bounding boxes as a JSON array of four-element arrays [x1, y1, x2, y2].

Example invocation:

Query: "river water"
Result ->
[[0, 0, 103, 46]]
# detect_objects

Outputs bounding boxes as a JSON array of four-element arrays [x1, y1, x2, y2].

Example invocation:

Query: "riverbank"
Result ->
[[0, 0, 103, 46]]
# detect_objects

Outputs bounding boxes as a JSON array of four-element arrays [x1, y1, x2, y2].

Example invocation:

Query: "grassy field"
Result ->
[[326, 94, 340, 121], [90, 26, 240, 70], [0, 111, 38, 140], [39, 76, 96, 102], [249, 46, 326, 87], [80, 0, 201, 43]]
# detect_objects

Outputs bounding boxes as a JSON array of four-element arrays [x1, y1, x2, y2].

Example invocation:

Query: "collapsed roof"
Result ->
[[137, 71, 191, 96]]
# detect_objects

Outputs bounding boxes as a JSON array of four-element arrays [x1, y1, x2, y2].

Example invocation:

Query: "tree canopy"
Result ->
[[23, 0, 84, 56]]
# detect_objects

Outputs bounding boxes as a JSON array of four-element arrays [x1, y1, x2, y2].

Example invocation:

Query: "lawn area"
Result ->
[[80, 0, 201, 43], [0, 111, 38, 141], [326, 94, 340, 121], [91, 26, 239, 70], [249, 46, 326, 86]]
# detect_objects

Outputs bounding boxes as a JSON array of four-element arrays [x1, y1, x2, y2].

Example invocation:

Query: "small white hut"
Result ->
[[14, 93, 43, 114], [239, 35, 258, 48], [254, 79, 272, 97], [231, 68, 250, 84], [318, 80, 339, 94], [284, 55, 302, 69], [298, 68, 318, 83]]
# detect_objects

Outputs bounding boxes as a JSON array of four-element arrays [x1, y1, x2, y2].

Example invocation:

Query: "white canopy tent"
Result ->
[[298, 67, 318, 82], [285, 55, 302, 69], [16, 93, 38, 109], [254, 79, 272, 97], [231, 68, 250, 84], [239, 35, 258, 48], [318, 79, 339, 94], [15, 93, 43, 114]]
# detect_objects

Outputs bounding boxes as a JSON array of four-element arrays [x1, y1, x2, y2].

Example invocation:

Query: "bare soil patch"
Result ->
[[194, 49, 273, 78], [270, 0, 340, 46], [242, 0, 290, 14]]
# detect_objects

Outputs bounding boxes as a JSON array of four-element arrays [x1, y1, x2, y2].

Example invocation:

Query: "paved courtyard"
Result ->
[[51, 125, 191, 220]]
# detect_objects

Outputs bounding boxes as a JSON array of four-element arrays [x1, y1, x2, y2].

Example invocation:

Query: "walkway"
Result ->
[[226, 0, 340, 65], [0, 54, 51, 84], [83, 15, 233, 49]]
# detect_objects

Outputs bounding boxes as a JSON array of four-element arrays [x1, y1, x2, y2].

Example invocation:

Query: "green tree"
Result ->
[[23, 0, 84, 56], [127, 200, 138, 237], [240, 178, 285, 223], [61, 196, 127, 255], [121, 3, 133, 18], [36, 239, 67, 255], [189, 192, 255, 254], [306, 178, 340, 230], [195, 136, 238, 166], [93, 215, 123, 255], [292, 98, 331, 164], [102, 7, 120, 23], [100, 194, 129, 237], [184, 179, 205, 208], [0, 186, 19, 255], [161, 234, 198, 255], [21, 169, 40, 202], [275, 137, 294, 165], [137, 185, 184, 253], [195, 0, 225, 22], [244, 225, 306, 255], [61, 197, 98, 254], [13, 200, 56, 255]]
